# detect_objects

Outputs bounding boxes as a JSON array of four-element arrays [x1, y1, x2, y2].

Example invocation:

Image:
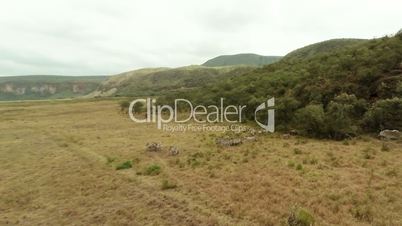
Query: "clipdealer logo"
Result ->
[[128, 97, 275, 132]]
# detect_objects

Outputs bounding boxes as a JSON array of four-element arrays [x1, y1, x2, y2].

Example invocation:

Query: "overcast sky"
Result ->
[[0, 0, 400, 76]]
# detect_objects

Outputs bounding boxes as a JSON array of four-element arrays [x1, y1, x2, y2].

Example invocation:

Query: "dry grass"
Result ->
[[0, 99, 401, 225]]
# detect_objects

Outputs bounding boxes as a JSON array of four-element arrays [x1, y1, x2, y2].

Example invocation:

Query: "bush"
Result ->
[[119, 100, 130, 112], [144, 164, 161, 175], [116, 161, 132, 170], [132, 101, 144, 113], [294, 104, 326, 138], [276, 96, 301, 130], [351, 205, 373, 222], [309, 158, 318, 165], [161, 179, 177, 190], [119, 99, 145, 113], [363, 97, 402, 131], [288, 207, 315, 226], [294, 95, 370, 139], [293, 148, 302, 155], [324, 94, 366, 139]]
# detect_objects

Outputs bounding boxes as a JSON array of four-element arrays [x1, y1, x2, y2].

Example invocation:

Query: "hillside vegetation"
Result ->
[[161, 34, 402, 139], [90, 65, 255, 97], [202, 53, 281, 67], [0, 75, 107, 101], [283, 39, 367, 61]]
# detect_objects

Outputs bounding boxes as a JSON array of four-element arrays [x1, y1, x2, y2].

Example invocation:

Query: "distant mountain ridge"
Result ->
[[202, 53, 282, 67], [0, 75, 107, 101]]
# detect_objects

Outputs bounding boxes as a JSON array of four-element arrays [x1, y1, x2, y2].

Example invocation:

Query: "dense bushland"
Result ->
[[159, 33, 402, 139]]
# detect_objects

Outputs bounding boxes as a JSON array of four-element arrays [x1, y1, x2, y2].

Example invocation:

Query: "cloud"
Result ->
[[0, 0, 401, 76]]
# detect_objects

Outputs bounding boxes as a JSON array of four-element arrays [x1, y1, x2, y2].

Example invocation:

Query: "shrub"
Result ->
[[276, 96, 301, 130], [325, 111, 356, 139], [325, 96, 363, 139], [294, 104, 326, 138], [351, 205, 373, 222], [293, 148, 302, 155], [119, 100, 130, 112], [144, 164, 161, 175], [116, 161, 132, 170], [309, 158, 318, 165], [294, 95, 369, 139], [132, 101, 144, 113], [161, 179, 177, 190], [288, 207, 315, 226], [296, 164, 303, 171], [363, 97, 402, 131], [119, 99, 144, 113], [331, 93, 368, 118]]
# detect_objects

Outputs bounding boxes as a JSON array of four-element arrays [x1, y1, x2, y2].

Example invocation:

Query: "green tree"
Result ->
[[276, 96, 301, 130], [294, 104, 326, 138], [363, 97, 402, 131]]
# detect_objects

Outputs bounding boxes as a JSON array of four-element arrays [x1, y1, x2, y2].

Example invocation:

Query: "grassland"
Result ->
[[0, 100, 401, 225]]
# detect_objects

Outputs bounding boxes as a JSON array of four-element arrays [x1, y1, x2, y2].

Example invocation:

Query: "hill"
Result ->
[[202, 53, 281, 67], [0, 75, 108, 101], [283, 38, 368, 61], [89, 65, 255, 97], [162, 33, 402, 138]]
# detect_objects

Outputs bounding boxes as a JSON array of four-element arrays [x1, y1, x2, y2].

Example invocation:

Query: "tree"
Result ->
[[276, 96, 301, 130], [363, 97, 402, 131], [294, 104, 326, 138]]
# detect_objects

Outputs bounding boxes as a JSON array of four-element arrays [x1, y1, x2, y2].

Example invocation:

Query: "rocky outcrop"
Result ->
[[216, 138, 243, 147], [244, 136, 257, 142], [146, 142, 162, 152], [379, 130, 400, 140], [168, 146, 180, 156], [30, 84, 57, 94], [0, 75, 107, 101]]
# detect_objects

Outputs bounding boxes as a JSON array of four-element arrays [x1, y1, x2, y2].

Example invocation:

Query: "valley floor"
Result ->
[[0, 100, 401, 225]]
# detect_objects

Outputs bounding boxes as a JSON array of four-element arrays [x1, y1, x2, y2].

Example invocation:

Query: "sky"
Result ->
[[0, 0, 401, 76]]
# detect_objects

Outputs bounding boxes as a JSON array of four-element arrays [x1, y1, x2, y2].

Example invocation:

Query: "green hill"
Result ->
[[0, 75, 108, 101], [202, 53, 282, 67], [162, 33, 402, 138], [283, 39, 368, 61], [90, 65, 255, 97]]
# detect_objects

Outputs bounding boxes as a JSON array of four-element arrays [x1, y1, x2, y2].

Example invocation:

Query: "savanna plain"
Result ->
[[0, 99, 401, 225]]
